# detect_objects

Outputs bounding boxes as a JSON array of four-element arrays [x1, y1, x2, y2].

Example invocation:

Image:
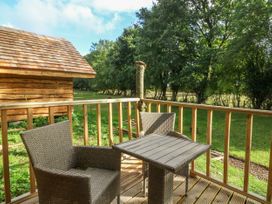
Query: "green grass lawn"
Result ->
[[0, 91, 271, 201]]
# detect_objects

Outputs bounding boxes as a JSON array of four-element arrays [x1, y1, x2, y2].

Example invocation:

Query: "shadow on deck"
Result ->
[[21, 156, 261, 204]]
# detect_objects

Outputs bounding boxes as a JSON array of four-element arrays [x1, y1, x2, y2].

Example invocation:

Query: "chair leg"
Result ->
[[142, 162, 146, 197], [117, 195, 120, 204]]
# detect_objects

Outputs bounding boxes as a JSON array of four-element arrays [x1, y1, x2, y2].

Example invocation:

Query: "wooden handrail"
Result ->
[[142, 99, 272, 116]]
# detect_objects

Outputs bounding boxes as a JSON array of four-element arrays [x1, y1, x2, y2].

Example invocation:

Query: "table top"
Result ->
[[113, 133, 210, 173]]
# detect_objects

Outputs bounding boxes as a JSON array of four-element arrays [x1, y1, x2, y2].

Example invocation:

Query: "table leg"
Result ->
[[148, 163, 173, 204]]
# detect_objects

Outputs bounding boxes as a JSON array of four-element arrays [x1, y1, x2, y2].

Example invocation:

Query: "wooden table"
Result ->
[[113, 133, 210, 204]]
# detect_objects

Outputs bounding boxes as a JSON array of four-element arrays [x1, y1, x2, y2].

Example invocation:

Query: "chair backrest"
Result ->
[[140, 112, 176, 136], [21, 121, 75, 170]]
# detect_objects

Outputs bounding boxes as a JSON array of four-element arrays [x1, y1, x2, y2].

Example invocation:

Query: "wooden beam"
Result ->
[[178, 106, 183, 134], [27, 108, 36, 194], [1, 110, 11, 203], [96, 104, 102, 146], [156, 103, 161, 113], [244, 114, 253, 193], [267, 137, 272, 203], [147, 102, 151, 112], [108, 103, 113, 146], [127, 102, 132, 140], [83, 104, 88, 146], [190, 107, 197, 176], [67, 105, 73, 141], [118, 102, 123, 142], [224, 111, 231, 184], [48, 106, 54, 124], [206, 110, 213, 177], [167, 104, 171, 113], [135, 102, 140, 138]]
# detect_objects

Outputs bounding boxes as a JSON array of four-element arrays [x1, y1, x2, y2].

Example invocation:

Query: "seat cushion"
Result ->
[[68, 167, 120, 204]]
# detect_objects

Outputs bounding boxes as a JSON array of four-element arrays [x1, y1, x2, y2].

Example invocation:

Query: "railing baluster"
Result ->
[[244, 114, 253, 192], [108, 103, 113, 145], [1, 110, 11, 203], [224, 111, 231, 184], [67, 105, 73, 140], [48, 107, 55, 124], [267, 139, 272, 202], [96, 104, 102, 146], [191, 107, 197, 176], [147, 102, 151, 112], [127, 102, 132, 140], [206, 110, 213, 177], [135, 102, 140, 137], [27, 108, 36, 193], [178, 106, 183, 134], [83, 104, 88, 146], [118, 102, 123, 142], [167, 104, 171, 113], [157, 103, 161, 113]]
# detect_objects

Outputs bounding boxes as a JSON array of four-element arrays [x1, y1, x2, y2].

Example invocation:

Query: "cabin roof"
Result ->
[[0, 26, 96, 78]]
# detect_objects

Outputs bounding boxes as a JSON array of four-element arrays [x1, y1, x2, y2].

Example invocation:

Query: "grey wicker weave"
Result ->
[[21, 121, 121, 204], [140, 112, 191, 196]]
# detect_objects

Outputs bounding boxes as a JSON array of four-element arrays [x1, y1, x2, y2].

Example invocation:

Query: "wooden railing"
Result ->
[[143, 99, 272, 204], [0, 98, 140, 204], [0, 98, 272, 203]]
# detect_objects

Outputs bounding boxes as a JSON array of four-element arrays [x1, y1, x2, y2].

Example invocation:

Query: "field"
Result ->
[[0, 91, 271, 201]]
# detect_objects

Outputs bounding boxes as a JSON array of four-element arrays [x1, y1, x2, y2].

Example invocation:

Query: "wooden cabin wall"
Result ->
[[0, 75, 73, 122]]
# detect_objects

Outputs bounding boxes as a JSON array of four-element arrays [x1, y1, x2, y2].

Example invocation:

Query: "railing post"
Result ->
[[135, 61, 147, 111], [267, 137, 272, 203]]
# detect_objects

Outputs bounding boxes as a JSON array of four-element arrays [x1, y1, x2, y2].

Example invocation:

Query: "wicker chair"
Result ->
[[21, 121, 121, 204], [140, 112, 191, 196]]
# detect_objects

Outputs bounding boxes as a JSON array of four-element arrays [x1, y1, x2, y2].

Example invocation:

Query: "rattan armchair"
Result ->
[[140, 112, 191, 195], [21, 121, 121, 204]]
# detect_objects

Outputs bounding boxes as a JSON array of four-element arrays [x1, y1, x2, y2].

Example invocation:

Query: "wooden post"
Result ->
[[67, 105, 73, 141], [135, 61, 147, 111], [157, 103, 161, 113], [147, 103, 151, 112], [224, 111, 231, 184], [118, 102, 123, 142], [190, 107, 197, 176], [83, 104, 88, 145], [244, 114, 253, 192], [1, 110, 11, 203], [167, 104, 171, 113], [267, 136, 272, 203], [127, 102, 132, 140], [108, 103, 113, 146], [178, 106, 183, 134], [206, 110, 213, 177], [27, 108, 36, 194], [48, 107, 55, 124], [135, 102, 140, 137], [96, 104, 102, 146]]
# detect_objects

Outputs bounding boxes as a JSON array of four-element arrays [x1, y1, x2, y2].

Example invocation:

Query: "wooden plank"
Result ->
[[48, 107, 54, 124], [267, 137, 272, 203], [191, 107, 197, 176], [244, 114, 253, 193], [1, 110, 11, 203], [229, 193, 246, 204], [135, 102, 140, 138], [118, 102, 123, 142], [27, 108, 36, 194], [206, 110, 213, 177], [167, 104, 172, 113], [96, 104, 102, 146], [174, 177, 200, 203], [194, 182, 220, 204], [67, 105, 73, 141], [127, 102, 132, 140], [224, 111, 231, 184], [157, 103, 161, 113], [212, 188, 233, 204], [178, 106, 183, 134], [108, 103, 113, 146], [83, 104, 88, 146]]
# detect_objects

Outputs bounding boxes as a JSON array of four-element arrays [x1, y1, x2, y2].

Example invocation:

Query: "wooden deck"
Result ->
[[21, 156, 262, 204]]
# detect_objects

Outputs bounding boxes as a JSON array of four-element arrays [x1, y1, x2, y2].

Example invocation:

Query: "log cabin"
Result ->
[[0, 26, 96, 121]]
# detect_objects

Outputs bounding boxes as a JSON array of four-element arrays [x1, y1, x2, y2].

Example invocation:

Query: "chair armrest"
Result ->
[[35, 166, 91, 203], [167, 131, 191, 140], [74, 146, 121, 170]]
